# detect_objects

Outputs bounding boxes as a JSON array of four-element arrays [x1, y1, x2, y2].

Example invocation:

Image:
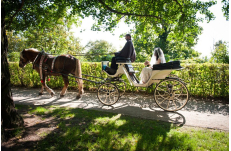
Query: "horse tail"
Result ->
[[75, 59, 84, 95]]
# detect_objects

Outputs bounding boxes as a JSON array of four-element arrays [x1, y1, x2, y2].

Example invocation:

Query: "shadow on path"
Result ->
[[12, 87, 229, 130]]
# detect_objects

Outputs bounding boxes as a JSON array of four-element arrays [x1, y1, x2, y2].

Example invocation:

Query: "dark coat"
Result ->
[[115, 40, 136, 62]]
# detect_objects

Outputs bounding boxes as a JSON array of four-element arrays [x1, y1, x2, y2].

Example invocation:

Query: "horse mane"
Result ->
[[24, 48, 39, 52], [20, 48, 40, 59]]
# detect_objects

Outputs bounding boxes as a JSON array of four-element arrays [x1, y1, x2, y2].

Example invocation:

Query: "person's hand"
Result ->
[[144, 60, 150, 66]]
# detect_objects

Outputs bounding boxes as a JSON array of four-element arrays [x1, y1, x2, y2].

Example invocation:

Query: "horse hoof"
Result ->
[[39, 92, 43, 95], [76, 95, 82, 99], [60, 95, 65, 98], [51, 92, 55, 97]]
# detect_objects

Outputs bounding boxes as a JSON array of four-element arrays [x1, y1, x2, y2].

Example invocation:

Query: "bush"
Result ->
[[172, 63, 229, 98], [9, 62, 229, 99]]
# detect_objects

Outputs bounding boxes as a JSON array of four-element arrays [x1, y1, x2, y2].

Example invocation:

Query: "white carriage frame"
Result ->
[[102, 62, 183, 87]]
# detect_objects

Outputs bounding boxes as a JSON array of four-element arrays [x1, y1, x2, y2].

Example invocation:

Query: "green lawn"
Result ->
[[14, 104, 229, 151]]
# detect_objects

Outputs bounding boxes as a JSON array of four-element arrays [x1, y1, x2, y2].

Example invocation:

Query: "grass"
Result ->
[[15, 105, 229, 151]]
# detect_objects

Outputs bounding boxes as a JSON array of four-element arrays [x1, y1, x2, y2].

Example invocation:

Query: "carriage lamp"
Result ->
[[102, 61, 109, 71]]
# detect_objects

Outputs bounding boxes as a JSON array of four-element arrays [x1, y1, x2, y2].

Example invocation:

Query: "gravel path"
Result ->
[[12, 87, 229, 131]]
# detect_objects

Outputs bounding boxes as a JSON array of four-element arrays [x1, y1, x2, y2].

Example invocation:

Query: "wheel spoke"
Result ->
[[172, 100, 178, 109], [158, 96, 170, 104], [156, 91, 169, 100], [104, 92, 109, 102], [99, 88, 108, 93], [174, 94, 188, 96], [166, 100, 170, 109]]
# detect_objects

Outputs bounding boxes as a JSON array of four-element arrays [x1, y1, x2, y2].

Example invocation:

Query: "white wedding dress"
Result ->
[[140, 48, 166, 84]]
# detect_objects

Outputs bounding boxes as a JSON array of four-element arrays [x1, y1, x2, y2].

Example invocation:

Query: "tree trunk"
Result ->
[[158, 26, 169, 54], [1, 1, 24, 142]]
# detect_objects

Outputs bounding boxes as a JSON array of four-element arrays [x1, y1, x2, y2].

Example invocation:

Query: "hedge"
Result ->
[[9, 62, 229, 99]]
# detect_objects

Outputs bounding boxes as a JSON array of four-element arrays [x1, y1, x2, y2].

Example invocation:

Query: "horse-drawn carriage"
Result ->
[[19, 49, 189, 112], [98, 58, 189, 112]]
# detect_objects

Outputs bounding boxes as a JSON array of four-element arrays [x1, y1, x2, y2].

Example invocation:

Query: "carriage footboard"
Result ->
[[124, 64, 140, 84]]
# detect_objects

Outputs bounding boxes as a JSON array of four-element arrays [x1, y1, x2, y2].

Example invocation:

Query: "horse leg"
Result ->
[[75, 59, 84, 99], [60, 75, 69, 97], [43, 75, 55, 97], [39, 85, 45, 95]]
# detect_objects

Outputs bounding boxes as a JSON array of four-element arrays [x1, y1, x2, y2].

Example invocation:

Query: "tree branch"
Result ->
[[6, 0, 25, 30], [97, 0, 161, 20], [173, 0, 183, 12], [173, 0, 182, 7]]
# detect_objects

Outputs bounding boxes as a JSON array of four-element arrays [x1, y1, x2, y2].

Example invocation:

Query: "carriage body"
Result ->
[[98, 60, 189, 112], [102, 61, 181, 87]]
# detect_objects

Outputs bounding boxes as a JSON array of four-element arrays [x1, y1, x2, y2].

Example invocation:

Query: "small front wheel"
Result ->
[[97, 83, 120, 105], [111, 80, 126, 97], [154, 78, 189, 111]]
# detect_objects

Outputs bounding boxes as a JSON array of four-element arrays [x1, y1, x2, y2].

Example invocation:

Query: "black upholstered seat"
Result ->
[[115, 57, 131, 63]]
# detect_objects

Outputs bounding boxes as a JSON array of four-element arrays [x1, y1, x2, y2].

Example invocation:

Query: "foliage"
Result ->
[[180, 57, 209, 64], [6, 31, 27, 54], [85, 40, 116, 62], [7, 23, 83, 55], [210, 40, 229, 64], [5, 0, 217, 67], [222, 0, 229, 20], [8, 52, 20, 62], [172, 63, 229, 98], [130, 25, 201, 62], [90, 0, 215, 60], [4, 0, 79, 31], [9, 62, 229, 98]]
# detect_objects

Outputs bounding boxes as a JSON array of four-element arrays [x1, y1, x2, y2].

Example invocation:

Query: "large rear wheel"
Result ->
[[97, 83, 120, 105], [154, 78, 189, 111]]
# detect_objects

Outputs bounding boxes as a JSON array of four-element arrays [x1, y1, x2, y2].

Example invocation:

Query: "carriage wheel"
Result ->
[[154, 78, 189, 112], [97, 83, 120, 106], [111, 80, 126, 97]]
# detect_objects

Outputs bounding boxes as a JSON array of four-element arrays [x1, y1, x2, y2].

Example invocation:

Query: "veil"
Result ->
[[150, 47, 166, 66]]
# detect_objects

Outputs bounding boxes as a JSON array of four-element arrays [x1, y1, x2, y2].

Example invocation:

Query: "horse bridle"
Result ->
[[19, 54, 29, 67]]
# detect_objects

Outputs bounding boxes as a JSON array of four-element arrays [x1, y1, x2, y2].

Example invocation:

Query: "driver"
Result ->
[[105, 34, 136, 74]]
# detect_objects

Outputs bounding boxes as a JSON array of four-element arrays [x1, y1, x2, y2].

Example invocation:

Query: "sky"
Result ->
[[71, 0, 229, 58]]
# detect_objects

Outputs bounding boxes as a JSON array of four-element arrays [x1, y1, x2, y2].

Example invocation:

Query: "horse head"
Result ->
[[19, 48, 39, 68], [19, 49, 30, 68]]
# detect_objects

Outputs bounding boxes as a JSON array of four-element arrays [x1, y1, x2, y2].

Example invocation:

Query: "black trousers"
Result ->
[[110, 57, 118, 69]]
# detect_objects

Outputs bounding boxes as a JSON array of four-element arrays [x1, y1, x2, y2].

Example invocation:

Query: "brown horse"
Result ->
[[19, 48, 84, 99]]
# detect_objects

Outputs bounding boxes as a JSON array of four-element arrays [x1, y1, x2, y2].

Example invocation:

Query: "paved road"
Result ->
[[12, 87, 229, 131]]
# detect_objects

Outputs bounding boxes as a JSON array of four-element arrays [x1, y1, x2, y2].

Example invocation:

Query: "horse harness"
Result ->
[[32, 51, 75, 83]]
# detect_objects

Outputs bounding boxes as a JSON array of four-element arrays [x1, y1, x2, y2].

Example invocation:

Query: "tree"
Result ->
[[222, 0, 229, 20], [210, 40, 229, 64], [109, 0, 215, 61], [7, 19, 83, 62], [85, 40, 116, 62], [1, 2, 24, 142], [2, 0, 80, 141], [6, 31, 26, 62], [91, 0, 215, 52], [131, 22, 201, 62], [17, 23, 82, 54]]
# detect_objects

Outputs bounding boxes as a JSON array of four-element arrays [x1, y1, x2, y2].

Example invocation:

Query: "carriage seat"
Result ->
[[152, 61, 183, 70], [115, 57, 131, 63]]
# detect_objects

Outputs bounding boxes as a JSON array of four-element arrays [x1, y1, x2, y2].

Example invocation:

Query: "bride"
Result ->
[[139, 47, 166, 84]]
